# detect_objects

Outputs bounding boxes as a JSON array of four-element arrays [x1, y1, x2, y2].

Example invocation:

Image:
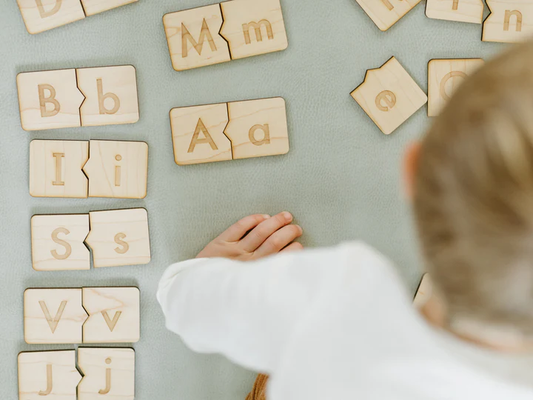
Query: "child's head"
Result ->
[[411, 42, 533, 346]]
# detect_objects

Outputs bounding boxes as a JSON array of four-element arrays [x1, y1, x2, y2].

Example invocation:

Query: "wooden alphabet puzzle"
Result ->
[[171, 98, 289, 165], [355, 0, 422, 31], [18, 66, 139, 131], [80, 0, 137, 16], [351, 57, 427, 135], [483, 0, 533, 43], [426, 0, 484, 24], [163, 0, 287, 71], [428, 59, 484, 117]]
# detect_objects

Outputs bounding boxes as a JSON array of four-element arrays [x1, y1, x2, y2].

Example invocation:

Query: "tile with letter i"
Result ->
[[354, 0, 422, 31], [426, 0, 484, 24]]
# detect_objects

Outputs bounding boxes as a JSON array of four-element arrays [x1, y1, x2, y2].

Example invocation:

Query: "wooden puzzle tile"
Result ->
[[77, 348, 135, 400], [31, 214, 90, 271], [83, 140, 148, 199], [413, 273, 432, 308], [80, 0, 137, 16], [29, 140, 89, 198], [18, 351, 82, 400], [351, 57, 427, 135], [163, 4, 231, 71], [220, 0, 288, 60], [82, 287, 140, 343], [225, 97, 289, 160], [16, 0, 85, 34], [170, 103, 232, 165], [77, 66, 139, 127], [355, 0, 422, 31], [483, 0, 533, 43], [24, 289, 87, 344], [85, 209, 151, 268], [17, 69, 84, 131], [426, 0, 484, 24], [428, 59, 484, 117]]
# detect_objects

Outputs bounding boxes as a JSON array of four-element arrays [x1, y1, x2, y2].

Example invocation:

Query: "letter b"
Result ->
[[97, 79, 120, 115], [38, 84, 61, 118]]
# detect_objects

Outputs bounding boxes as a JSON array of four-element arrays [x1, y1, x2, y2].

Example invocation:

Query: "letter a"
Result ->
[[36, 0, 62, 18], [181, 19, 217, 58], [188, 119, 219, 152], [248, 124, 271, 146], [38, 84, 60, 118]]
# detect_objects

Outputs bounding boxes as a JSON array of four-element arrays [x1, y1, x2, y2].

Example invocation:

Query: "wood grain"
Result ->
[[16, 0, 85, 34], [426, 0, 484, 24], [355, 0, 422, 31], [80, 0, 137, 16], [483, 0, 533, 43]]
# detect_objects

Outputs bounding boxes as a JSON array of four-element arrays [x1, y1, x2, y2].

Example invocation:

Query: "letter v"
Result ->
[[39, 300, 67, 333], [102, 311, 122, 332]]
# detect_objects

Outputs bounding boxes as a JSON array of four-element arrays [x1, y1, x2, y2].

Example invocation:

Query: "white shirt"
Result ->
[[157, 242, 533, 399]]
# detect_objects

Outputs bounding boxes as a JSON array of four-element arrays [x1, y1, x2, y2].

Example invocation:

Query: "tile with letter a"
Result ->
[[220, 0, 288, 60], [29, 140, 89, 198], [428, 59, 484, 117], [24, 288, 87, 344], [225, 97, 289, 160], [16, 0, 85, 34], [80, 0, 137, 16], [77, 65, 139, 127], [18, 351, 82, 400], [85, 208, 151, 268], [171, 103, 232, 165], [355, 0, 422, 31], [426, 0, 484, 24], [17, 69, 84, 131], [483, 0, 533, 43], [351, 57, 427, 135], [83, 140, 148, 199], [163, 4, 231, 71], [78, 348, 135, 400], [82, 287, 140, 343], [31, 214, 90, 271]]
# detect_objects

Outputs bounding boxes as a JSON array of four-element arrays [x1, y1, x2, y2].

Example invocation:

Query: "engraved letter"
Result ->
[[38, 84, 60, 118], [249, 124, 271, 146], [52, 153, 65, 186], [36, 0, 62, 18], [39, 364, 53, 396], [504, 10, 523, 32], [188, 119, 218, 152], [452, 0, 459, 10], [102, 311, 122, 332], [182, 19, 217, 58], [375, 90, 397, 112], [51, 228, 72, 260], [381, 0, 395, 11], [114, 233, 129, 254], [99, 358, 112, 395], [440, 71, 468, 101], [39, 300, 67, 333], [97, 79, 120, 115], [242, 20, 274, 44], [114, 155, 122, 187]]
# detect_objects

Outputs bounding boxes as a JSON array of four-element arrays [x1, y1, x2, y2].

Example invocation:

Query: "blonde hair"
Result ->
[[414, 42, 533, 339]]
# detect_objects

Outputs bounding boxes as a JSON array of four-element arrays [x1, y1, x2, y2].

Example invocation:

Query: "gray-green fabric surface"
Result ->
[[0, 0, 505, 398]]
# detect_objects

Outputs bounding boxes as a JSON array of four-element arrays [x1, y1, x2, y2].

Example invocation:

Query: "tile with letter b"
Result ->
[[85, 208, 151, 268], [80, 0, 137, 16], [77, 348, 135, 400], [31, 214, 90, 271], [355, 0, 422, 31], [170, 103, 232, 165], [29, 140, 89, 198], [16, 0, 86, 34], [351, 57, 427, 135], [17, 69, 84, 131], [428, 58, 484, 117], [163, 4, 231, 71], [220, 0, 288, 60], [24, 289, 87, 344], [82, 287, 140, 343], [77, 65, 139, 127], [18, 350, 82, 400], [483, 0, 533, 43], [426, 0, 484, 24]]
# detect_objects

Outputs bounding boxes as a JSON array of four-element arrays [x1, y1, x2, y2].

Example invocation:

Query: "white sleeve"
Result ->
[[156, 246, 346, 373]]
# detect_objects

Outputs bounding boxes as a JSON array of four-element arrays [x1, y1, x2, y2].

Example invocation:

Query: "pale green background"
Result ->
[[0, 0, 504, 398]]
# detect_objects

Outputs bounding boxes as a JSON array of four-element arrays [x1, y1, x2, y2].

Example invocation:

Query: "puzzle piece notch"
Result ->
[[425, 0, 484, 24], [483, 1, 533, 43], [355, 0, 423, 31]]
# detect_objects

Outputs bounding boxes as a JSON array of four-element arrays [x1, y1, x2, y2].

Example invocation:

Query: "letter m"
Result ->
[[242, 20, 274, 44], [181, 19, 217, 58]]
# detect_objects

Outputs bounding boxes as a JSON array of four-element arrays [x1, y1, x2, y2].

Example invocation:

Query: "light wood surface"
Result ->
[[31, 214, 90, 271], [428, 58, 484, 117], [18, 351, 82, 400], [77, 348, 135, 400], [220, 0, 288, 60], [355, 0, 422, 31], [85, 208, 151, 268], [82, 287, 140, 343], [171, 103, 232, 165], [413, 273, 432, 308], [351, 57, 427, 135], [164, 4, 231, 71], [77, 65, 139, 127], [426, 0, 484, 24], [483, 0, 533, 43], [225, 97, 289, 160], [83, 140, 148, 199], [80, 0, 137, 16], [17, 69, 84, 131], [16, 0, 86, 34], [29, 140, 89, 198], [24, 288, 87, 344]]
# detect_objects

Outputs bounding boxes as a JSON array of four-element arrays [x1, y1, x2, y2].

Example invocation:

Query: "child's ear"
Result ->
[[403, 142, 422, 200]]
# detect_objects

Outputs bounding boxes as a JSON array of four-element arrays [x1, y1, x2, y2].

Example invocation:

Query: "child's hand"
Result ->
[[196, 212, 303, 260]]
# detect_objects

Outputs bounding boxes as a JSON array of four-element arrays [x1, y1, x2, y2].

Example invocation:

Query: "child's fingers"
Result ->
[[254, 225, 303, 258], [281, 242, 304, 253], [218, 214, 270, 242], [240, 212, 293, 252]]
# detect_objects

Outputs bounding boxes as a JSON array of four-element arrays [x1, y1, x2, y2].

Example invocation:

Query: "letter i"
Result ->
[[115, 155, 122, 187]]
